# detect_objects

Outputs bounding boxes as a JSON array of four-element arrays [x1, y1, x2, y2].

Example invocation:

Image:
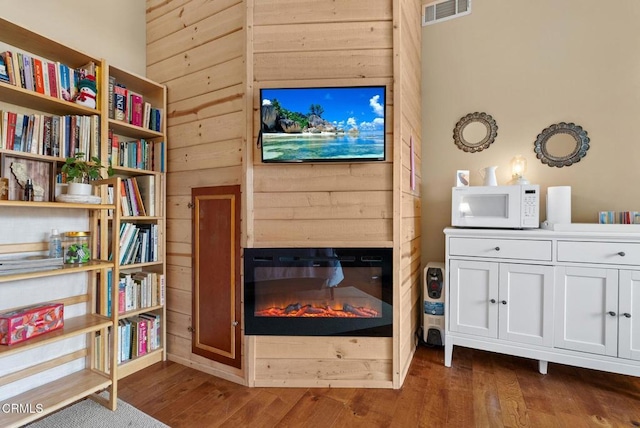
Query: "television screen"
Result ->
[[260, 86, 386, 163]]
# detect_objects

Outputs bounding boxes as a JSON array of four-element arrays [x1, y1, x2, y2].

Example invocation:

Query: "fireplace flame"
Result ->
[[256, 302, 379, 318]]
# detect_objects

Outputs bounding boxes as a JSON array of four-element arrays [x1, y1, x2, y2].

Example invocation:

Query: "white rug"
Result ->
[[25, 397, 169, 428]]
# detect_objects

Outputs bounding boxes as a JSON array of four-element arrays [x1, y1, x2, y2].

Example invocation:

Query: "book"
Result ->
[[5, 112, 17, 150], [13, 113, 26, 151], [58, 62, 71, 101], [143, 102, 151, 129], [3, 52, 16, 85], [129, 91, 144, 127], [42, 115, 52, 156], [0, 111, 6, 149], [131, 177, 147, 216], [0, 52, 10, 83], [22, 54, 34, 91], [113, 84, 127, 121], [51, 115, 60, 157], [135, 175, 155, 216], [108, 75, 116, 119], [33, 58, 45, 94], [47, 61, 58, 98]]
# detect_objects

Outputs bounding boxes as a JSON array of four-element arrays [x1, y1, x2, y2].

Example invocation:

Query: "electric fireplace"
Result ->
[[244, 248, 393, 337]]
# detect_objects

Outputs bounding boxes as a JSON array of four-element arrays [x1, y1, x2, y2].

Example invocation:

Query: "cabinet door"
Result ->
[[554, 266, 618, 356], [498, 263, 554, 347], [449, 260, 498, 337], [192, 185, 241, 369], [619, 270, 640, 360]]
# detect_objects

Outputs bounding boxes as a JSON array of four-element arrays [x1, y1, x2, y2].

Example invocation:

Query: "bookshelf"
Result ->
[[0, 17, 166, 426]]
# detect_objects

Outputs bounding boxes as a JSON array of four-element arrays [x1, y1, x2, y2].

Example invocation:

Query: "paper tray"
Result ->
[[540, 222, 640, 232]]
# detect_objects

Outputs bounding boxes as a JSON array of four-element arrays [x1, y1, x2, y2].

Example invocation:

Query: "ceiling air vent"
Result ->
[[422, 0, 471, 26]]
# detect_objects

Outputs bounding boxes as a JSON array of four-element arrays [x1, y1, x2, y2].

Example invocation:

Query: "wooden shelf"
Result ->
[[0, 369, 112, 428], [117, 304, 163, 319], [0, 200, 115, 210], [109, 118, 164, 140], [117, 348, 163, 379], [0, 314, 111, 357], [0, 260, 113, 283]]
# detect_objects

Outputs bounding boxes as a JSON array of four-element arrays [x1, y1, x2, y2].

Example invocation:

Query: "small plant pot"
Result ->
[[67, 182, 92, 196]]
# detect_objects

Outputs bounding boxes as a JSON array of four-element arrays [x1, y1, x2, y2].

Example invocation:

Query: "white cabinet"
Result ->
[[555, 266, 640, 361], [554, 266, 618, 356], [619, 270, 640, 360], [449, 260, 553, 347], [444, 227, 640, 378]]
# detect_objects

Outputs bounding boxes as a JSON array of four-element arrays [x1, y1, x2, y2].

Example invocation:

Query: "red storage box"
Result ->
[[0, 303, 64, 345]]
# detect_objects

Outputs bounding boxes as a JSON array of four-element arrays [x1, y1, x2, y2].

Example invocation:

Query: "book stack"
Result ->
[[108, 77, 163, 132], [0, 51, 97, 107], [0, 110, 100, 159], [0, 256, 63, 276]]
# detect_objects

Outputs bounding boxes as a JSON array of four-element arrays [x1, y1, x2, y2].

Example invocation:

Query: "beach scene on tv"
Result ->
[[260, 86, 386, 162]]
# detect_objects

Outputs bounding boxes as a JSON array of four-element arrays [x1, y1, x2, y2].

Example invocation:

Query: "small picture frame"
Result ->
[[456, 170, 470, 187], [1, 154, 54, 201]]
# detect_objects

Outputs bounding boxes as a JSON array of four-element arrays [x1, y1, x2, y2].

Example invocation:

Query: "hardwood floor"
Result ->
[[118, 346, 640, 427]]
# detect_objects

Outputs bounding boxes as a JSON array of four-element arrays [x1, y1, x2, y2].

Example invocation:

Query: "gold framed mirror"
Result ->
[[534, 122, 590, 168], [453, 112, 498, 153]]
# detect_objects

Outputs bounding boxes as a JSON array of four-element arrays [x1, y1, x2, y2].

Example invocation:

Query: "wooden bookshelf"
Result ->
[[0, 16, 167, 425]]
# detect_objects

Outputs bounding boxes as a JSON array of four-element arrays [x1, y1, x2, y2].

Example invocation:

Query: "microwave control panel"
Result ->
[[523, 189, 538, 219]]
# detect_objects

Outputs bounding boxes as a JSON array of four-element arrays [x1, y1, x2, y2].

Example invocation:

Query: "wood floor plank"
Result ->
[[114, 347, 640, 427]]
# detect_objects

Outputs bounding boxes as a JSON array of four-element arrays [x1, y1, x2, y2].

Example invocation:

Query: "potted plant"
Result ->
[[61, 153, 113, 195]]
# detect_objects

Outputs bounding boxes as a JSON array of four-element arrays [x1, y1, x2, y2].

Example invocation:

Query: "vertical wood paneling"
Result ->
[[147, 0, 246, 381], [148, 0, 421, 388]]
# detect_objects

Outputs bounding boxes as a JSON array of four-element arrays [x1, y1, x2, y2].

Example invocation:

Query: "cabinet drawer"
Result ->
[[449, 237, 552, 261], [557, 241, 640, 265]]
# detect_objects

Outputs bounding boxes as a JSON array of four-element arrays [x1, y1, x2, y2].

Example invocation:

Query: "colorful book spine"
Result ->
[[58, 62, 71, 101], [47, 62, 58, 98], [113, 84, 127, 121], [33, 58, 45, 94]]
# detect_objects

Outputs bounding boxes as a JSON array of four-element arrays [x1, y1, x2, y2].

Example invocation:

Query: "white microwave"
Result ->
[[451, 184, 540, 229]]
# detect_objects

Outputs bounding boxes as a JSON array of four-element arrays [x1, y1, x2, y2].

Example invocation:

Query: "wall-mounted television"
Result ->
[[259, 85, 386, 163]]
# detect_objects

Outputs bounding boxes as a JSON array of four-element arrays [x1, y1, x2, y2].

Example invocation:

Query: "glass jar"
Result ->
[[63, 231, 91, 264]]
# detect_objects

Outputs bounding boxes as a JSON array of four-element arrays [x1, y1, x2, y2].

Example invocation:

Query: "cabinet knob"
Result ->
[[622, 313, 631, 318], [608, 311, 617, 316], [232, 321, 239, 326], [501, 300, 507, 305], [618, 251, 626, 257], [490, 299, 496, 304], [494, 247, 500, 251]]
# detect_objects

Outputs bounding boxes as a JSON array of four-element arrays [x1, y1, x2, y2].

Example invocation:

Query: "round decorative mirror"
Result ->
[[534, 122, 589, 168], [453, 112, 498, 153]]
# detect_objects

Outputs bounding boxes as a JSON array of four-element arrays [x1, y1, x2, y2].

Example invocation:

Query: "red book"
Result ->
[[129, 92, 143, 126], [137, 318, 148, 356], [33, 58, 45, 94], [5, 112, 17, 150], [47, 61, 58, 98]]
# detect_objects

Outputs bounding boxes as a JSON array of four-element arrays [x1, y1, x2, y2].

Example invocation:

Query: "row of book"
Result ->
[[118, 222, 159, 266], [108, 76, 163, 132], [0, 51, 97, 106], [106, 175, 156, 217], [117, 313, 162, 364], [0, 110, 100, 159], [599, 211, 640, 225], [118, 271, 164, 314], [104, 271, 165, 316], [108, 130, 162, 171]]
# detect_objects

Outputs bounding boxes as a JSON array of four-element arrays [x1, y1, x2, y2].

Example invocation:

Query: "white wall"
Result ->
[[421, 0, 640, 264], [0, 0, 146, 74]]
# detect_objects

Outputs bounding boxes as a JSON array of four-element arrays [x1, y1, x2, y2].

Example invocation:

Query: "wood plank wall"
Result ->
[[146, 0, 422, 388], [146, 0, 247, 384]]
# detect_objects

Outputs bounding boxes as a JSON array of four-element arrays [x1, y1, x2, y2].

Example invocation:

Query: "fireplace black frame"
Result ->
[[244, 247, 393, 337]]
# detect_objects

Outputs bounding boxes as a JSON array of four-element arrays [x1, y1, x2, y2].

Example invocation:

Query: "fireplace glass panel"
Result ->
[[245, 248, 392, 336]]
